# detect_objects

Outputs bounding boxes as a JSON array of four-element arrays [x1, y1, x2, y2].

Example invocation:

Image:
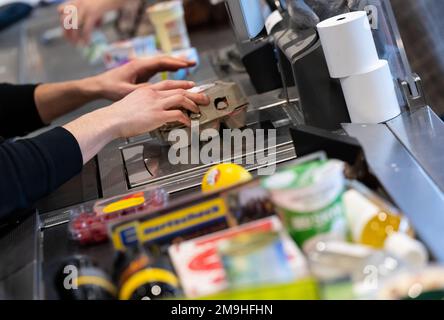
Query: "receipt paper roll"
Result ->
[[340, 60, 401, 124], [317, 11, 379, 78]]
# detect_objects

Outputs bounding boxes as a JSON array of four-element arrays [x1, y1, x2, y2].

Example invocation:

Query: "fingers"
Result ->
[[155, 56, 196, 71], [157, 89, 210, 106], [59, 1, 98, 45], [134, 56, 195, 74], [161, 94, 200, 114], [149, 80, 195, 91], [79, 14, 98, 45], [164, 110, 191, 127]]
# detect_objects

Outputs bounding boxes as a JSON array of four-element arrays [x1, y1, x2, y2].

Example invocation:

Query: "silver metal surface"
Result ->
[[99, 94, 301, 197], [387, 106, 444, 193], [400, 74, 427, 111], [343, 121, 444, 262]]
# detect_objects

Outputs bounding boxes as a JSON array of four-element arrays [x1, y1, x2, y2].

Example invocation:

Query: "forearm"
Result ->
[[0, 83, 44, 138], [63, 107, 120, 164], [0, 127, 83, 220], [34, 77, 103, 124]]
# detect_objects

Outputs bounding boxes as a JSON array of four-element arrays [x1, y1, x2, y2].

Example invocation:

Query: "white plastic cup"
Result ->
[[147, 1, 191, 53]]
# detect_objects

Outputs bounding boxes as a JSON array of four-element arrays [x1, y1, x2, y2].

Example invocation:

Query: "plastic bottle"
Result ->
[[113, 245, 181, 300], [343, 189, 407, 249], [55, 255, 117, 300]]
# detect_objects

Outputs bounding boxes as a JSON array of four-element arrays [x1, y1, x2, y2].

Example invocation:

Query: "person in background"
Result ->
[[0, 56, 209, 220], [58, 0, 138, 44]]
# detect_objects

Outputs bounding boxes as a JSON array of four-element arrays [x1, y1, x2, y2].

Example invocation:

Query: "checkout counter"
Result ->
[[1, 0, 444, 300]]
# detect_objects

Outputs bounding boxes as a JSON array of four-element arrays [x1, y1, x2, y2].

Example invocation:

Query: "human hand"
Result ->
[[104, 82, 210, 138], [91, 57, 197, 101], [58, 0, 128, 45]]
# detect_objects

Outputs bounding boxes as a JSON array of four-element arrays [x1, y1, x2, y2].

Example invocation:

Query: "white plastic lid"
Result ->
[[384, 232, 428, 269]]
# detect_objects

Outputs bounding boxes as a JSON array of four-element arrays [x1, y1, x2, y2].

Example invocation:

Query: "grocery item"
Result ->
[[152, 81, 249, 146], [352, 252, 404, 299], [219, 231, 295, 289], [150, 47, 200, 82], [202, 163, 253, 193], [303, 235, 376, 281], [110, 196, 229, 250], [224, 181, 276, 224], [114, 246, 180, 300], [69, 188, 168, 246], [102, 35, 157, 69], [94, 189, 168, 216], [263, 160, 348, 247], [147, 0, 190, 53], [201, 278, 320, 300], [377, 267, 444, 300], [384, 232, 428, 269], [168, 216, 308, 298], [343, 189, 404, 248], [80, 31, 109, 65], [55, 255, 117, 300]]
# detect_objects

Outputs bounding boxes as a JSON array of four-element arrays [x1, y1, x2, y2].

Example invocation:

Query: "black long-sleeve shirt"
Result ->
[[0, 84, 83, 221]]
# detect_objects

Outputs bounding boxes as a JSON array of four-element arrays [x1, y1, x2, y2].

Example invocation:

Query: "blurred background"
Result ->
[[0, 0, 443, 116]]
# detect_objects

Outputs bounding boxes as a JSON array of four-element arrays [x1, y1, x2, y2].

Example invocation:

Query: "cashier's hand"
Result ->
[[106, 82, 210, 138], [92, 57, 197, 101], [58, 0, 128, 44], [64, 81, 210, 164]]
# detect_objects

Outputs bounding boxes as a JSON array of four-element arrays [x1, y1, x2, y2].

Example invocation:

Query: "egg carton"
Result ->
[[152, 81, 249, 145]]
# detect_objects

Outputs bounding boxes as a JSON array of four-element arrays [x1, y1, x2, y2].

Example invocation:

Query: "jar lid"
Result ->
[[263, 160, 344, 191]]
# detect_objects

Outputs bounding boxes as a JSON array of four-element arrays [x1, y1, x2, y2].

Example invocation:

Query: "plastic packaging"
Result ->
[[202, 163, 252, 193], [147, 0, 190, 53], [303, 235, 376, 281], [377, 266, 444, 300], [340, 60, 401, 123], [343, 189, 406, 249], [55, 255, 117, 300], [263, 160, 348, 247], [102, 35, 157, 69], [384, 232, 428, 269], [317, 11, 379, 78], [218, 231, 295, 289], [168, 216, 308, 298], [113, 245, 180, 300], [69, 188, 168, 246], [149, 47, 200, 82]]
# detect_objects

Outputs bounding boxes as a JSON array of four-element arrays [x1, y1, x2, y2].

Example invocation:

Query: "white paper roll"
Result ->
[[317, 11, 379, 78], [340, 60, 401, 124]]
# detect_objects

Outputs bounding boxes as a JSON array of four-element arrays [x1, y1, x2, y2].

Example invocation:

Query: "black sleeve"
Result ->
[[0, 127, 83, 220], [0, 83, 45, 138]]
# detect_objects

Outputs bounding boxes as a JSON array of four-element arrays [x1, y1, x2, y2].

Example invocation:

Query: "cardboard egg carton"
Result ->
[[152, 81, 249, 145]]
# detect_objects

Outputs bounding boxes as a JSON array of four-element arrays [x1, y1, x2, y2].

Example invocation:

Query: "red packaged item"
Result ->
[[69, 188, 168, 246]]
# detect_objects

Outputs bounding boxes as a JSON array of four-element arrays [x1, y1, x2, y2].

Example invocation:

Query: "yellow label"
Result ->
[[112, 221, 142, 250], [119, 268, 179, 300], [102, 197, 145, 214], [112, 198, 227, 250], [74, 276, 117, 297]]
